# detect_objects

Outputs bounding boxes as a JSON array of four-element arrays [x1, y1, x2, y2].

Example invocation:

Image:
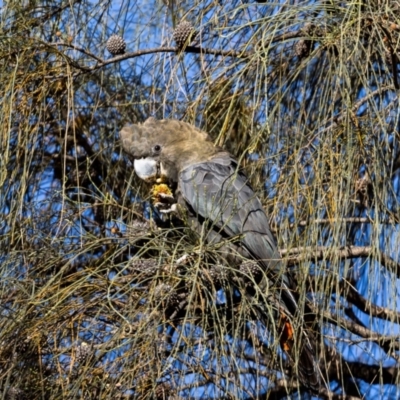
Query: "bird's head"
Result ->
[[120, 117, 217, 183]]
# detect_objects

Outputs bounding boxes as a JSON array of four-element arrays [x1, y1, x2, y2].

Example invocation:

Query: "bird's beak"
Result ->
[[134, 157, 158, 182]]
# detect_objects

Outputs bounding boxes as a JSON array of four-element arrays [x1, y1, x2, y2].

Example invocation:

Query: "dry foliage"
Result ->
[[1, 0, 400, 399]]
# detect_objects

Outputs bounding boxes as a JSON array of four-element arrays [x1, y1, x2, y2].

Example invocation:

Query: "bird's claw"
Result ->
[[157, 192, 176, 204], [154, 192, 178, 214], [158, 203, 179, 214]]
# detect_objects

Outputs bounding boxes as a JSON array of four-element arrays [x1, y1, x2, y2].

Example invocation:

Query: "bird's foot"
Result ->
[[158, 203, 179, 214], [156, 192, 176, 204]]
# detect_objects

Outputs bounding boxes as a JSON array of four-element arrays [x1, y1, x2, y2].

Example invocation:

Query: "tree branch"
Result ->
[[321, 309, 400, 361], [317, 86, 395, 135], [45, 43, 250, 75], [323, 345, 400, 385], [281, 245, 400, 277], [340, 280, 400, 321], [270, 216, 400, 233]]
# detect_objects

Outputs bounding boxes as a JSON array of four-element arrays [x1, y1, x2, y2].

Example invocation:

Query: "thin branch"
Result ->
[[303, 276, 400, 322], [323, 345, 400, 384], [321, 309, 400, 361], [266, 379, 362, 400], [48, 27, 312, 72], [379, 23, 399, 89], [45, 44, 250, 73], [340, 281, 400, 322], [316, 86, 395, 135], [41, 26, 323, 78], [270, 216, 400, 232], [48, 41, 104, 62], [281, 245, 400, 277]]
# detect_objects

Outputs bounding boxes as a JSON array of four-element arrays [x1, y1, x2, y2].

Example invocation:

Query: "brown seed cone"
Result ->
[[106, 34, 126, 55], [173, 21, 195, 49], [154, 283, 179, 309], [295, 39, 311, 58]]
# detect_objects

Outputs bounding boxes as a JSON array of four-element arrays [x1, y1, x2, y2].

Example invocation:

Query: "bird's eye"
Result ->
[[153, 144, 161, 153]]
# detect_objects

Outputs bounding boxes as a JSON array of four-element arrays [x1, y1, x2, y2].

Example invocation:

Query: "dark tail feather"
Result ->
[[277, 281, 321, 392], [248, 278, 321, 392], [278, 312, 320, 392], [297, 334, 320, 393]]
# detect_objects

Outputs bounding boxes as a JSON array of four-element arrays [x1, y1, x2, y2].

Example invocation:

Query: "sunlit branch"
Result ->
[[270, 216, 399, 232], [281, 245, 400, 277], [317, 86, 395, 135], [46, 43, 250, 74]]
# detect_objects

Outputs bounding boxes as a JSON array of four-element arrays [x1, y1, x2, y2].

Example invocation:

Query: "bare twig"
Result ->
[[271, 216, 399, 232], [316, 86, 395, 135], [340, 281, 400, 322], [281, 245, 400, 277], [45, 44, 250, 74], [321, 309, 400, 361]]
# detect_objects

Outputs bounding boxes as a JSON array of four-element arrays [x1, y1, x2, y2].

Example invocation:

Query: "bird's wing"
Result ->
[[179, 155, 286, 288], [179, 157, 320, 391]]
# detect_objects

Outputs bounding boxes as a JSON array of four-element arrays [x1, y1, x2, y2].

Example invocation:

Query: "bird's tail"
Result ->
[[279, 312, 320, 393], [247, 271, 321, 392], [297, 331, 321, 393]]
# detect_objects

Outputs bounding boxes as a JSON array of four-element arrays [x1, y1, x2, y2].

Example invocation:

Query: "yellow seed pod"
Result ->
[[151, 183, 173, 203]]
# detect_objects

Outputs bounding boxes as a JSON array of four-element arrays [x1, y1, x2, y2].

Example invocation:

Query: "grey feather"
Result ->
[[179, 157, 320, 391], [179, 157, 294, 308]]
